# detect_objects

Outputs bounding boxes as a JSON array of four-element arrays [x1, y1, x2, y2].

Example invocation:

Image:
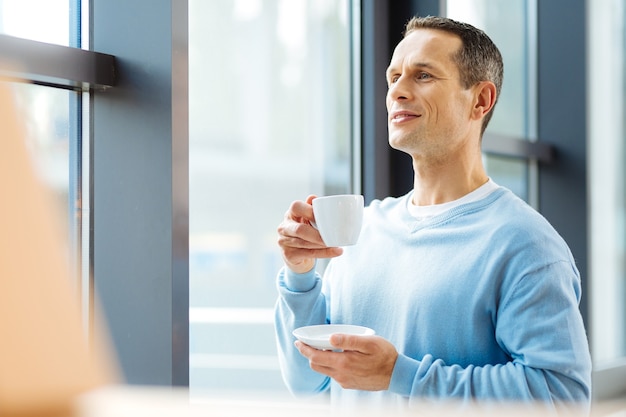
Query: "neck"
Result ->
[[411, 154, 488, 206]]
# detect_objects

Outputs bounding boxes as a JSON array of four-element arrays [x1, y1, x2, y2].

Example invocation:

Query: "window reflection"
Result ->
[[189, 0, 352, 397], [7, 82, 75, 265]]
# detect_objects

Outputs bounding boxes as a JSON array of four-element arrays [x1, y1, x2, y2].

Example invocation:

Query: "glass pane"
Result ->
[[447, 0, 533, 202], [447, 0, 530, 138], [589, 0, 626, 364], [0, 0, 71, 46], [189, 0, 352, 399], [6, 82, 78, 274], [483, 155, 528, 202]]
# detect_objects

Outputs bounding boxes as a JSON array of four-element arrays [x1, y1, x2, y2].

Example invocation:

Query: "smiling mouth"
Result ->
[[390, 112, 420, 123]]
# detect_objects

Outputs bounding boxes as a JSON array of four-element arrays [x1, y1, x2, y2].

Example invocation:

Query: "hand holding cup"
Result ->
[[277, 194, 363, 274], [312, 194, 364, 247]]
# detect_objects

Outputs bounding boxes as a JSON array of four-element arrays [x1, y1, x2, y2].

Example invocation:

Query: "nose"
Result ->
[[387, 75, 411, 102]]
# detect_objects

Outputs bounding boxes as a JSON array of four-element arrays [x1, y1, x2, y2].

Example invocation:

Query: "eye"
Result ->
[[389, 75, 400, 84], [417, 72, 432, 80]]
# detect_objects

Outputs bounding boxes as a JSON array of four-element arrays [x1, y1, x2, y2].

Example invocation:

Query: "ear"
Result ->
[[470, 81, 497, 121]]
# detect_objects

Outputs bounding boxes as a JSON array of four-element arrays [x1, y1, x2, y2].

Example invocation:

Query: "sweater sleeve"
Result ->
[[274, 265, 331, 396], [387, 261, 592, 409]]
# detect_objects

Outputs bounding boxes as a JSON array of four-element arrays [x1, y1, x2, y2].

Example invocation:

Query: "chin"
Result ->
[[388, 136, 410, 153]]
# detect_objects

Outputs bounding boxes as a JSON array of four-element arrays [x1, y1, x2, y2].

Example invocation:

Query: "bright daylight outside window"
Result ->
[[0, 0, 71, 45], [447, 0, 534, 203], [189, 0, 353, 399]]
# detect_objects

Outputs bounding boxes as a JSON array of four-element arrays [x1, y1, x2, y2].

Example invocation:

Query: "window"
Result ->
[[588, 0, 626, 400], [0, 0, 86, 297], [188, 0, 355, 398], [1, 0, 114, 333], [446, 0, 536, 204]]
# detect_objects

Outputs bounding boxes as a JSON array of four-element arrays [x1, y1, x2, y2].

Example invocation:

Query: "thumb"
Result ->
[[330, 333, 367, 352]]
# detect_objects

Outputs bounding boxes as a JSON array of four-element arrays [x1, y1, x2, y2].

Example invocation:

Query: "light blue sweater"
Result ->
[[274, 186, 591, 409]]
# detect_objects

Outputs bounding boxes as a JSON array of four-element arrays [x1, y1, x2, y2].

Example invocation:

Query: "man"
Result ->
[[274, 16, 591, 410]]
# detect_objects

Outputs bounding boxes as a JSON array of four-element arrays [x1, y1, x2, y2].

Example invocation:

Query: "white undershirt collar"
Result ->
[[407, 178, 499, 221]]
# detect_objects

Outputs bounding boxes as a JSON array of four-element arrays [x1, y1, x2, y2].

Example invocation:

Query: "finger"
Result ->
[[281, 246, 343, 264], [277, 213, 345, 255], [278, 196, 343, 272], [308, 361, 337, 378], [294, 340, 325, 359], [278, 197, 326, 248], [295, 340, 340, 359], [278, 223, 343, 260], [277, 220, 326, 249], [329, 334, 377, 353], [285, 197, 316, 223], [278, 220, 342, 273], [295, 341, 340, 373], [294, 340, 308, 354]]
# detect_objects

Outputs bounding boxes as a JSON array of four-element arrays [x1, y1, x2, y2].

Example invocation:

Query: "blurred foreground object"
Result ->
[[0, 81, 116, 417], [75, 387, 626, 417]]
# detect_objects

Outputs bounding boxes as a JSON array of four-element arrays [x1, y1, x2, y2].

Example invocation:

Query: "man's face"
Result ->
[[385, 29, 476, 163]]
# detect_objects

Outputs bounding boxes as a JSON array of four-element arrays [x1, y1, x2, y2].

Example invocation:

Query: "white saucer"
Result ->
[[292, 324, 375, 350]]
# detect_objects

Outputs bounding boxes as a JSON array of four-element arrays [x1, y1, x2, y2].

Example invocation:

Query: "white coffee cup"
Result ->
[[312, 194, 364, 247]]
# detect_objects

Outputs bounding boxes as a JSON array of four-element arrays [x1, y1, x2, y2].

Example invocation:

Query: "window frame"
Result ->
[[0, 34, 115, 89], [90, 0, 189, 386], [0, 4, 114, 336]]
